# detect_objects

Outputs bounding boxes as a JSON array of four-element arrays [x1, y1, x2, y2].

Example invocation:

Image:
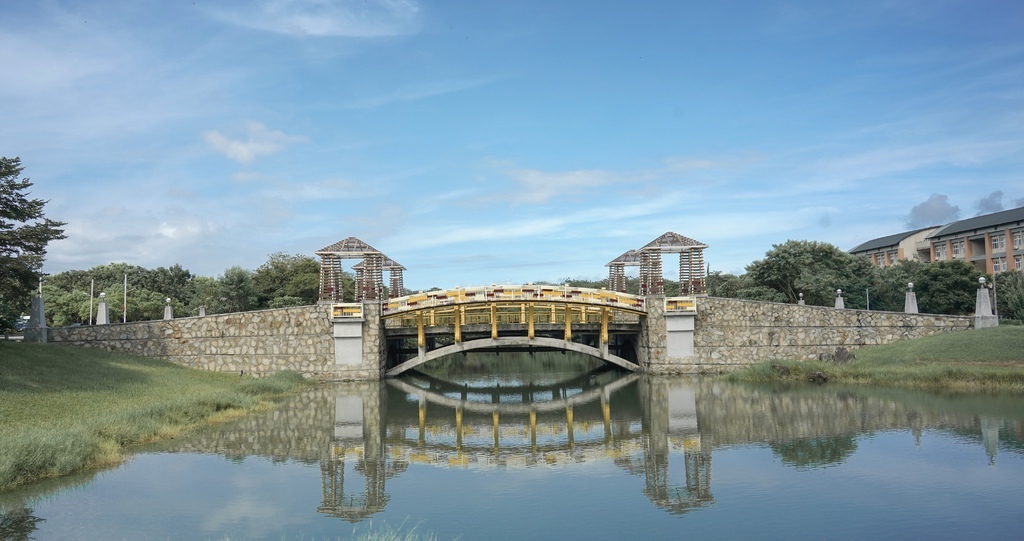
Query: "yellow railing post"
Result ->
[[600, 308, 609, 344], [491, 303, 498, 339], [528, 303, 535, 339], [454, 306, 462, 343], [417, 311, 425, 348], [564, 303, 572, 341]]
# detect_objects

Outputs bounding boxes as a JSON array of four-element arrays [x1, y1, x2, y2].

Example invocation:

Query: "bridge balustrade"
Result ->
[[382, 284, 647, 319], [665, 297, 697, 312]]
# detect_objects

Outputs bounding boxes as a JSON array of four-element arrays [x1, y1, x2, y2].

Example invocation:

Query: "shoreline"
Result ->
[[0, 342, 311, 492]]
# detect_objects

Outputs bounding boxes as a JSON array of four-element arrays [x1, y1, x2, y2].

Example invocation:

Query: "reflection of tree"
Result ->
[[0, 505, 44, 541], [770, 436, 858, 469]]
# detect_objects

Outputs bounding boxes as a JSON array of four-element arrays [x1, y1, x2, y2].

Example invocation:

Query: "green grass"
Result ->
[[0, 342, 311, 491], [725, 326, 1024, 392]]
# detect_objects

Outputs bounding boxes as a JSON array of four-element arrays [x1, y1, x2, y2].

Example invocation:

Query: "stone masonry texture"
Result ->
[[47, 298, 974, 379], [47, 305, 340, 379], [674, 297, 973, 374]]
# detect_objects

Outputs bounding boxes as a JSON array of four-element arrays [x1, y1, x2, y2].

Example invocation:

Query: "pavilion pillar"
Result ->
[[679, 251, 692, 294], [389, 268, 404, 299], [639, 252, 651, 295], [354, 267, 365, 302], [691, 248, 706, 294], [362, 254, 384, 301]]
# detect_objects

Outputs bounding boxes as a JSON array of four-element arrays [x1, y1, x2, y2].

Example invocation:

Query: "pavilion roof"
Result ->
[[640, 232, 708, 253], [353, 254, 406, 270], [606, 249, 642, 266], [315, 236, 381, 257]]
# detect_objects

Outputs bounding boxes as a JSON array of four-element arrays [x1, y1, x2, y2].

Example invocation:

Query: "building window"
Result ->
[[1017, 255, 1023, 270], [992, 233, 1006, 252], [952, 240, 964, 258], [994, 257, 1007, 273], [935, 243, 948, 260], [888, 250, 899, 265], [1014, 231, 1023, 250]]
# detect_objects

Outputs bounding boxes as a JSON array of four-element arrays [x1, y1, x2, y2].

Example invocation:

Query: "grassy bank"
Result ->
[[725, 325, 1024, 392], [0, 342, 311, 491]]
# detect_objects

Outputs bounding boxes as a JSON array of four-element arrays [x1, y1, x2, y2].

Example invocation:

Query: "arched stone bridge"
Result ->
[[331, 285, 697, 377]]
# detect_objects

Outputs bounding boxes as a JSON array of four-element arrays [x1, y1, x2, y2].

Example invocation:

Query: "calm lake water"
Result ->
[[2, 352, 1023, 541]]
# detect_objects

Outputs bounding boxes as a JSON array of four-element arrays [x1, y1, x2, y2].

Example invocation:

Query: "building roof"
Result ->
[[640, 232, 708, 253], [927, 205, 1024, 239], [849, 227, 935, 254], [352, 254, 405, 270], [606, 249, 641, 267], [315, 236, 381, 257]]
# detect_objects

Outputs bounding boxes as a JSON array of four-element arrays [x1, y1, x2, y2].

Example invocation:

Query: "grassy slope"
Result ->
[[725, 326, 1024, 392], [0, 342, 310, 491]]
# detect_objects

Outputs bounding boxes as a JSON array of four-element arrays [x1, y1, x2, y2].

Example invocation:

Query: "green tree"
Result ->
[[0, 157, 66, 329], [41, 284, 91, 327], [187, 275, 221, 315], [994, 270, 1024, 321], [911, 259, 980, 315], [218, 266, 258, 313], [252, 252, 320, 307], [735, 285, 789, 303], [145, 264, 194, 302], [706, 271, 749, 298], [861, 260, 931, 313], [746, 240, 872, 307]]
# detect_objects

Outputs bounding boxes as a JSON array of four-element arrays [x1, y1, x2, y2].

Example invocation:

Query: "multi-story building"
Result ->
[[851, 206, 1024, 274], [926, 206, 1024, 274], [849, 227, 939, 267]]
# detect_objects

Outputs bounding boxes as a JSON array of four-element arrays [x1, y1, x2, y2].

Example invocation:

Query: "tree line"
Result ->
[[562, 240, 1024, 320], [39, 253, 344, 327]]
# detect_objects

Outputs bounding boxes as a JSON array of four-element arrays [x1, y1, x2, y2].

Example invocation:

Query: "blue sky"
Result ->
[[3, 0, 1023, 290]]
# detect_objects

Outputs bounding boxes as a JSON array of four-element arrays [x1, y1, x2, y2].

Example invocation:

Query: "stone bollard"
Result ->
[[26, 294, 46, 343], [975, 277, 998, 329], [198, 305, 206, 317], [164, 298, 174, 320], [834, 289, 845, 310], [904, 282, 919, 314], [96, 292, 109, 325], [798, 292, 805, 306]]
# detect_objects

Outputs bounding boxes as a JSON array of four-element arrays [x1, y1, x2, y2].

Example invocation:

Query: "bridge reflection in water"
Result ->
[[159, 352, 1022, 524], [320, 357, 713, 520]]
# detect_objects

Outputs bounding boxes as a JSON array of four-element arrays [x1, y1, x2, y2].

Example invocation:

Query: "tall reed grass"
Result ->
[[0, 342, 309, 490]]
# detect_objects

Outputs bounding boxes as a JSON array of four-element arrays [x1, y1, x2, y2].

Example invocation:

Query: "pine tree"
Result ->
[[0, 157, 66, 329]]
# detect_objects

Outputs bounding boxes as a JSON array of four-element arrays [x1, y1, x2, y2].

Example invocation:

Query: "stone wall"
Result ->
[[685, 297, 973, 373], [47, 305, 338, 378], [45, 297, 976, 379]]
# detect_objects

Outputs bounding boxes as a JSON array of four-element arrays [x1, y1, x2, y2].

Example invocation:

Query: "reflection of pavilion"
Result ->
[[316, 372, 715, 520], [318, 384, 407, 522]]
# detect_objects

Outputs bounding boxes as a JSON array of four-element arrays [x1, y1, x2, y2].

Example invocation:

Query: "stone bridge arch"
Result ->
[[384, 336, 638, 377]]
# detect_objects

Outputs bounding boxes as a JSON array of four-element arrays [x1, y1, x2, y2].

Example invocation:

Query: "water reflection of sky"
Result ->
[[10, 367, 1024, 541], [28, 430, 1023, 541]]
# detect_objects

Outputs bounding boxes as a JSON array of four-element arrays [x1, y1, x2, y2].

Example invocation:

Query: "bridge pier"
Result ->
[[638, 295, 667, 370], [639, 295, 699, 374], [332, 302, 387, 380]]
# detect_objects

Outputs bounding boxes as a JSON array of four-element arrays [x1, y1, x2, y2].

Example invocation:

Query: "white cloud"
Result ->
[[487, 155, 737, 205], [208, 0, 422, 37], [343, 77, 502, 109], [203, 122, 307, 164]]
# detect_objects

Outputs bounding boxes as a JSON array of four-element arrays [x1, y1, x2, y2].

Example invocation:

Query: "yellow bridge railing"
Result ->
[[382, 285, 647, 317]]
